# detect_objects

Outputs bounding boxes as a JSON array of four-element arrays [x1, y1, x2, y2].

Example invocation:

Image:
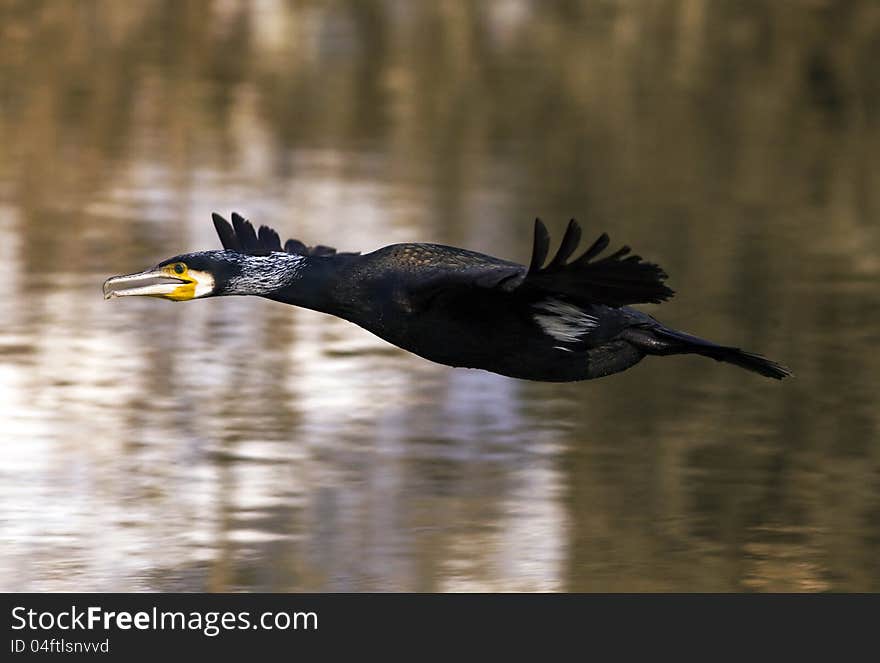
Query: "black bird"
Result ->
[[103, 213, 791, 381]]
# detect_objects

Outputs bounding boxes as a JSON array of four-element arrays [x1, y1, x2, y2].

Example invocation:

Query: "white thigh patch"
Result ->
[[532, 298, 598, 344]]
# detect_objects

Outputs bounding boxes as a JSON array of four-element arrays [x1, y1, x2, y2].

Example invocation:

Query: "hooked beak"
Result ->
[[103, 269, 195, 301]]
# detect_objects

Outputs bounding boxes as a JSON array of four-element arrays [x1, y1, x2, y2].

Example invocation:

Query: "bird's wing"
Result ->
[[375, 243, 526, 305], [404, 219, 673, 309], [515, 218, 674, 306], [211, 212, 358, 257]]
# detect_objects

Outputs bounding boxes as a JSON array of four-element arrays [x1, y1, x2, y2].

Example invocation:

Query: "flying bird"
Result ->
[[103, 213, 791, 381]]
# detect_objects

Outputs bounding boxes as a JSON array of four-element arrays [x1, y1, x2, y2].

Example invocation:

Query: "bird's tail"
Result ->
[[624, 326, 792, 380]]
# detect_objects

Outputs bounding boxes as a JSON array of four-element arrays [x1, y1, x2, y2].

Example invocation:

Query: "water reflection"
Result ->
[[1, 1, 879, 592]]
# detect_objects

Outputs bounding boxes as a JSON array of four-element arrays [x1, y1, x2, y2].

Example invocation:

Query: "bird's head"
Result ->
[[103, 250, 306, 301], [103, 250, 238, 301]]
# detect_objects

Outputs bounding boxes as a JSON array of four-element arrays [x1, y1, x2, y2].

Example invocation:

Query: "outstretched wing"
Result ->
[[211, 212, 357, 257], [518, 218, 673, 306], [404, 218, 673, 309]]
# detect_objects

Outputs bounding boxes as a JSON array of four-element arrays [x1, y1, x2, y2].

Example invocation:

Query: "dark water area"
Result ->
[[0, 1, 878, 591]]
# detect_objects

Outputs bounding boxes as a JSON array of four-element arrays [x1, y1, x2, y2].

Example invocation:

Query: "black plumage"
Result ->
[[105, 212, 792, 381]]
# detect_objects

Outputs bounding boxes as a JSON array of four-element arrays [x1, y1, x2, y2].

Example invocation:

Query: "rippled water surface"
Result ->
[[1, 1, 879, 592]]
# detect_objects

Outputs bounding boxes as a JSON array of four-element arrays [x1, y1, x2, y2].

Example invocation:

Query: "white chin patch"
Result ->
[[190, 270, 216, 298]]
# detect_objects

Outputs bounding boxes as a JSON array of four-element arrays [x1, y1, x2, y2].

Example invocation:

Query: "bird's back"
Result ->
[[358, 242, 523, 278]]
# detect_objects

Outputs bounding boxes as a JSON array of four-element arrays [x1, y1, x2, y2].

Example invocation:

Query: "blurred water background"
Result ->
[[0, 0, 878, 592]]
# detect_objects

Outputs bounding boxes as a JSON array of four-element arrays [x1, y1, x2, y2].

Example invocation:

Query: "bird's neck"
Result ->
[[254, 253, 355, 316], [222, 253, 308, 296]]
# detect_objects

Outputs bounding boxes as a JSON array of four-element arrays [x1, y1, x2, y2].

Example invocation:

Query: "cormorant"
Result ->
[[103, 213, 791, 381]]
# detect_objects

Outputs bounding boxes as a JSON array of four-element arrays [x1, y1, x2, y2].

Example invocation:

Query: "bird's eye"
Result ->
[[173, 263, 185, 275]]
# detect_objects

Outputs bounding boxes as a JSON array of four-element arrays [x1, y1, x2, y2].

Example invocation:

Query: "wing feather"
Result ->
[[546, 219, 582, 269], [212, 213, 241, 251], [528, 218, 551, 273], [404, 219, 673, 310], [257, 225, 283, 253], [211, 212, 358, 257], [520, 219, 673, 306], [231, 212, 261, 254]]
